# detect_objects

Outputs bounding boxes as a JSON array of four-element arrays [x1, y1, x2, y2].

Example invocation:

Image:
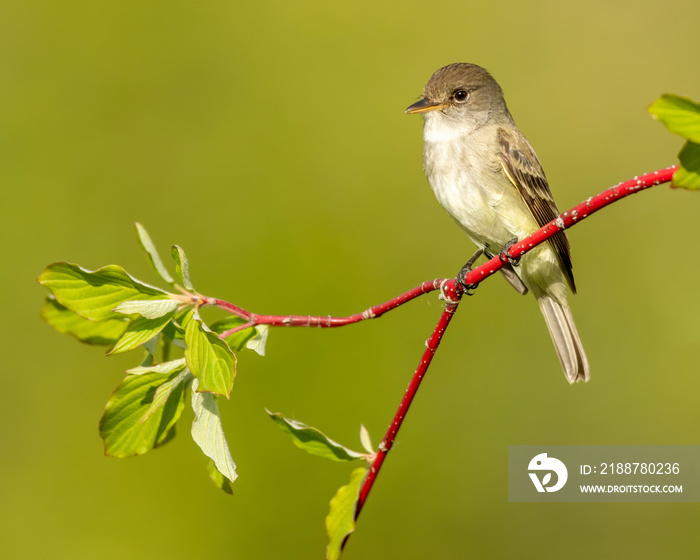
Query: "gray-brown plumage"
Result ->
[[406, 63, 589, 382], [497, 127, 576, 293]]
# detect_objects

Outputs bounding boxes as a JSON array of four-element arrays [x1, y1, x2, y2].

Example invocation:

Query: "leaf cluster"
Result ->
[[38, 224, 264, 490], [38, 223, 372, 559]]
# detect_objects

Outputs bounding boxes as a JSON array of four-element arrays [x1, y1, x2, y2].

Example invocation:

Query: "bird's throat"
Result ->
[[422, 114, 469, 144]]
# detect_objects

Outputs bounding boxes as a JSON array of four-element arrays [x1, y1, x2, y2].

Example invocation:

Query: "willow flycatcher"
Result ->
[[407, 63, 589, 382]]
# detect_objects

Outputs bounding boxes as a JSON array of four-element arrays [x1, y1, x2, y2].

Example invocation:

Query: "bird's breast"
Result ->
[[422, 135, 536, 250]]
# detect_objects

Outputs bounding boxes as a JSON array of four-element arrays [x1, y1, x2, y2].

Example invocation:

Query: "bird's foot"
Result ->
[[455, 248, 484, 296], [498, 238, 520, 266]]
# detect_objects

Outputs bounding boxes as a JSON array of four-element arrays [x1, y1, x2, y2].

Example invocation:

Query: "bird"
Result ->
[[406, 63, 589, 383]]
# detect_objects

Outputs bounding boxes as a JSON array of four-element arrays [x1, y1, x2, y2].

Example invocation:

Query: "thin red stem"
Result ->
[[446, 166, 679, 298], [210, 299, 252, 320], [210, 279, 449, 328], [355, 301, 459, 519]]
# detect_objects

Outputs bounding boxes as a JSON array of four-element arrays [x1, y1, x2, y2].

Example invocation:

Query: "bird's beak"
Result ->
[[405, 98, 445, 114]]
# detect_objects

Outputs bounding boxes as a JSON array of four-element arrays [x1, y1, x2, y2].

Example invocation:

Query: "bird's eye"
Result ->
[[453, 89, 469, 102]]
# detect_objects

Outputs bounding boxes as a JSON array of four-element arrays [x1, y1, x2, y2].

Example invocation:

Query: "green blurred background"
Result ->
[[3, 0, 700, 558]]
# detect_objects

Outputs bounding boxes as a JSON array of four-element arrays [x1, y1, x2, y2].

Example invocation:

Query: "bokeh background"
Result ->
[[3, 1, 700, 558]]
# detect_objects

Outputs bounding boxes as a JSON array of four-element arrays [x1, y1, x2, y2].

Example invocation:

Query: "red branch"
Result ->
[[354, 301, 459, 520], [208, 165, 677, 539], [210, 279, 450, 336], [443, 165, 679, 300]]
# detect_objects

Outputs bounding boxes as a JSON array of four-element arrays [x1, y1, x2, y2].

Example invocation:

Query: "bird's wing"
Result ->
[[496, 127, 576, 293]]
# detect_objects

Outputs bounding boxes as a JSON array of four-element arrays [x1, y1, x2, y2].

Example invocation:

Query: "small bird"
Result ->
[[406, 63, 589, 383]]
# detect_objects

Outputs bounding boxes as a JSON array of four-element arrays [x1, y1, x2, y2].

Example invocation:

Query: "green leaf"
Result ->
[[673, 141, 700, 190], [38, 263, 168, 322], [266, 410, 365, 462], [140, 369, 191, 423], [359, 425, 374, 454], [191, 378, 237, 485], [326, 467, 367, 560], [161, 308, 193, 340], [246, 324, 269, 356], [127, 358, 187, 376], [113, 298, 180, 319], [209, 316, 258, 351], [41, 296, 127, 345], [171, 245, 194, 291], [108, 311, 176, 355], [99, 371, 187, 457], [135, 222, 175, 285], [207, 459, 234, 495], [649, 94, 700, 143], [185, 318, 236, 397]]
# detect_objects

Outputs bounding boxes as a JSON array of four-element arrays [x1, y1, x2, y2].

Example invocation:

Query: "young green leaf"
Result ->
[[107, 311, 176, 355], [127, 358, 187, 376], [191, 378, 237, 485], [171, 245, 194, 291], [185, 318, 236, 397], [266, 410, 365, 462], [38, 263, 168, 322], [649, 94, 700, 143], [209, 316, 258, 351], [113, 298, 180, 319], [246, 324, 269, 356], [326, 467, 367, 560], [135, 222, 175, 285], [161, 308, 193, 340], [359, 425, 374, 455], [140, 369, 191, 423], [41, 296, 128, 345], [99, 371, 187, 457], [673, 141, 700, 190], [207, 459, 234, 495]]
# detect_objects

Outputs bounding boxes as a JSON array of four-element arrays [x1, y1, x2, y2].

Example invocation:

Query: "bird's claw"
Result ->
[[498, 238, 520, 266], [455, 248, 484, 296]]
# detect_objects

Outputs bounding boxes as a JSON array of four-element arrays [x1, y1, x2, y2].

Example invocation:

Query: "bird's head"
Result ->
[[406, 63, 509, 133]]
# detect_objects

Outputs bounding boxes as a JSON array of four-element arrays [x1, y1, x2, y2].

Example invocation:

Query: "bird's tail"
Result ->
[[535, 292, 589, 383]]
